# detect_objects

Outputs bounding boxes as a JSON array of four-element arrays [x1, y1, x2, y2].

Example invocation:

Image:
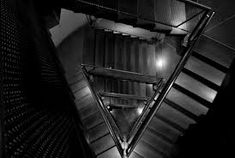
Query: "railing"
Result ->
[[81, 66, 124, 156]]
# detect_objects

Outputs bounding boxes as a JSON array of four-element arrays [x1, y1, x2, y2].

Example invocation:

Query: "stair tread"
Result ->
[[166, 87, 209, 116], [90, 134, 115, 155], [185, 56, 226, 86], [99, 92, 149, 101], [141, 129, 172, 156], [148, 116, 182, 142], [79, 102, 99, 120], [182, 68, 220, 91], [83, 111, 104, 130], [74, 86, 92, 101], [134, 140, 163, 158], [86, 65, 160, 84], [192, 51, 228, 73], [175, 72, 217, 103], [94, 18, 162, 41], [97, 146, 121, 158], [129, 151, 144, 158], [194, 35, 235, 69], [75, 93, 94, 110], [157, 102, 196, 129], [70, 80, 88, 93], [164, 98, 198, 121], [88, 122, 109, 143]]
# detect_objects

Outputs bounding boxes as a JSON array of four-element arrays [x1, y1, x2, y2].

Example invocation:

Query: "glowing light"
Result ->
[[137, 107, 143, 115], [155, 56, 167, 69]]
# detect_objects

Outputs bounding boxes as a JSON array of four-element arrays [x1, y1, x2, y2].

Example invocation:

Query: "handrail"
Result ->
[[81, 66, 124, 157], [127, 79, 164, 142], [126, 10, 215, 157], [82, 64, 161, 84]]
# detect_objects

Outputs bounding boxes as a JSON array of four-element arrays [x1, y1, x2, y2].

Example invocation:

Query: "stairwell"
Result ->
[[56, 0, 235, 158], [58, 25, 234, 158], [2, 0, 235, 158]]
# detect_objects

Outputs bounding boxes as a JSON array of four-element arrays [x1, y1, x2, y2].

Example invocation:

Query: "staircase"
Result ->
[[73, 0, 188, 34], [62, 20, 235, 157], [56, 0, 235, 158]]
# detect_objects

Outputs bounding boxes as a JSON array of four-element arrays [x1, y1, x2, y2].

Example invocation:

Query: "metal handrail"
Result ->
[[81, 64, 161, 84], [126, 10, 215, 157], [81, 66, 124, 157], [127, 79, 164, 142]]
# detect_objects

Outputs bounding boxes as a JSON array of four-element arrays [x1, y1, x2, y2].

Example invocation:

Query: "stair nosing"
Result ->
[[173, 83, 212, 108], [182, 68, 220, 91], [164, 98, 199, 122]]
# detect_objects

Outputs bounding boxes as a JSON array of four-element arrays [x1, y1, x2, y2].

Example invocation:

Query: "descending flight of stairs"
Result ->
[[73, 0, 187, 34], [58, 0, 235, 158]]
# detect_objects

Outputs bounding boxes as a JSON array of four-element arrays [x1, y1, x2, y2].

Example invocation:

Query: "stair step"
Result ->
[[99, 92, 149, 101], [148, 116, 182, 142], [175, 72, 217, 103], [157, 102, 196, 129], [164, 99, 198, 121], [88, 122, 109, 143], [86, 65, 160, 84], [182, 68, 220, 91], [141, 129, 172, 157], [155, 114, 185, 134], [147, 127, 174, 144], [97, 146, 121, 158], [173, 84, 212, 109], [83, 111, 104, 130], [74, 86, 92, 101], [79, 102, 99, 120], [134, 140, 163, 158], [90, 134, 115, 155], [70, 79, 88, 93], [185, 56, 226, 86], [94, 19, 163, 41], [75, 94, 94, 110], [194, 35, 235, 69], [129, 151, 144, 158], [108, 103, 138, 109], [166, 87, 209, 116], [192, 51, 228, 73]]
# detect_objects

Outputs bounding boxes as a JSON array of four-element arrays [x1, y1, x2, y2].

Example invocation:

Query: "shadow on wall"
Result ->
[[50, 9, 88, 46], [56, 24, 92, 76]]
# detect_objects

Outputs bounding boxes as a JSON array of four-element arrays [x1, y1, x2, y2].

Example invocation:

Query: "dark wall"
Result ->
[[1, 0, 94, 157]]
